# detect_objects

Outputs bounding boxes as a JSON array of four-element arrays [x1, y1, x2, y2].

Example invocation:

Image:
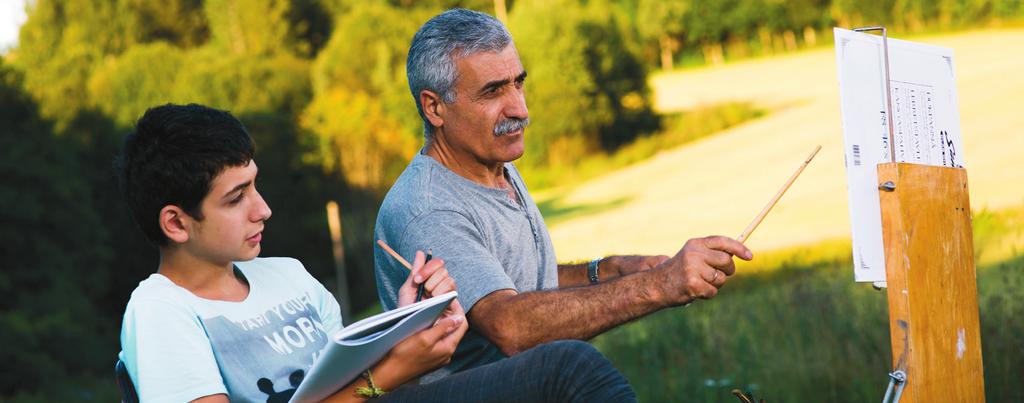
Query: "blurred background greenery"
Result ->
[[1, 0, 1022, 401]]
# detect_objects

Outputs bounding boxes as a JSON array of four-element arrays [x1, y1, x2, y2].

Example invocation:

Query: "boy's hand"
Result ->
[[396, 250, 467, 340], [398, 251, 456, 307], [382, 311, 467, 382], [339, 310, 468, 399], [340, 251, 468, 397]]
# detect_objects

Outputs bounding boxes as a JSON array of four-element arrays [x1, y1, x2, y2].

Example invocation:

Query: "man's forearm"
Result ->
[[478, 237, 751, 356], [473, 270, 669, 355], [556, 262, 591, 288]]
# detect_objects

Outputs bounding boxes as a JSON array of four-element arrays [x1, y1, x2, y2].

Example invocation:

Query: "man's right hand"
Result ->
[[653, 236, 753, 306]]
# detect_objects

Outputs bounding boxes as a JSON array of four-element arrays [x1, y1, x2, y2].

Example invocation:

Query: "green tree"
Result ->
[[303, 3, 431, 190], [682, 0, 737, 64], [87, 42, 188, 126], [302, 88, 419, 189], [176, 49, 312, 117], [204, 0, 292, 55], [992, 0, 1024, 18], [830, 0, 897, 28], [510, 0, 656, 167], [203, 0, 332, 57], [15, 0, 210, 123], [636, 0, 690, 70], [128, 0, 210, 47], [0, 61, 116, 401]]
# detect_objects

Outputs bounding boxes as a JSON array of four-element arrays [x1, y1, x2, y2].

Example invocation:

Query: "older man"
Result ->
[[375, 8, 753, 381]]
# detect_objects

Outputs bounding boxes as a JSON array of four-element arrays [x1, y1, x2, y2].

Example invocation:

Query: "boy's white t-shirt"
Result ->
[[119, 257, 343, 403]]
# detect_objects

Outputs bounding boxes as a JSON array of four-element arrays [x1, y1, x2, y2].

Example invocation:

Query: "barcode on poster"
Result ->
[[852, 144, 862, 166]]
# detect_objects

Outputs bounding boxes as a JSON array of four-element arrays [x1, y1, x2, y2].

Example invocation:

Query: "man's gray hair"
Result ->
[[407, 8, 513, 139]]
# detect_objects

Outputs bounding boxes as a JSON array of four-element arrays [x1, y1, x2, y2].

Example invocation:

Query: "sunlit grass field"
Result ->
[[591, 207, 1024, 402], [542, 28, 1024, 261], [524, 102, 765, 192]]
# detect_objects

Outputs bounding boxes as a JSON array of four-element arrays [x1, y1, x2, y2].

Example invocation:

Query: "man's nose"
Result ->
[[504, 86, 528, 120]]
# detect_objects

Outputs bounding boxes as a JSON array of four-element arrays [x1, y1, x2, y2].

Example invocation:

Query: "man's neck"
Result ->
[[425, 135, 507, 189], [158, 246, 249, 302]]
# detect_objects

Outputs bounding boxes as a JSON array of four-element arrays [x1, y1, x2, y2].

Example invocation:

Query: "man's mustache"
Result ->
[[494, 117, 530, 136]]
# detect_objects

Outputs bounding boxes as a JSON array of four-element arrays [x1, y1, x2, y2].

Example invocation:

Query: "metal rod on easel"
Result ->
[[853, 26, 897, 165]]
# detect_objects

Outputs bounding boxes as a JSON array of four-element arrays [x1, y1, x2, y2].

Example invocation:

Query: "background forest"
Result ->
[[2, 0, 1022, 401]]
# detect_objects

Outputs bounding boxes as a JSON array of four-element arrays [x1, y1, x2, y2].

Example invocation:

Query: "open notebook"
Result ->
[[289, 291, 458, 403]]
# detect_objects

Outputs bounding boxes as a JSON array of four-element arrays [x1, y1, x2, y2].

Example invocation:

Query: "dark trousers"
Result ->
[[381, 340, 637, 403]]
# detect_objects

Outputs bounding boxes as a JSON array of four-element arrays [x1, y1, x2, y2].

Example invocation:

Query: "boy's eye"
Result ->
[[229, 193, 244, 205]]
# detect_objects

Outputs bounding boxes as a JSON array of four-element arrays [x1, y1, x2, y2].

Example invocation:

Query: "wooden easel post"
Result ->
[[326, 200, 352, 324], [877, 162, 985, 402]]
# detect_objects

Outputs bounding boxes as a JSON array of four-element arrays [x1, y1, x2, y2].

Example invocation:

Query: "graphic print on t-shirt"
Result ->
[[257, 369, 304, 403], [202, 290, 330, 402]]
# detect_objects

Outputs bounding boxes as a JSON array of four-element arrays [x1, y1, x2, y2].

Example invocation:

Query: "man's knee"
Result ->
[[530, 341, 635, 402], [532, 340, 613, 379], [541, 340, 603, 362]]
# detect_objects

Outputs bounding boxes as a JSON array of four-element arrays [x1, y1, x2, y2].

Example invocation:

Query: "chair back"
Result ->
[[115, 359, 139, 403]]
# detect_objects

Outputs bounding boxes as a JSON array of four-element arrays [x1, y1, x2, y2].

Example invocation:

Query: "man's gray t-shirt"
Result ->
[[374, 152, 558, 382]]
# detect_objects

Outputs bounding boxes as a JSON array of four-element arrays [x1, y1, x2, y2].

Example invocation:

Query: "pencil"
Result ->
[[417, 250, 432, 302], [377, 240, 433, 300], [737, 145, 822, 244], [376, 239, 412, 270]]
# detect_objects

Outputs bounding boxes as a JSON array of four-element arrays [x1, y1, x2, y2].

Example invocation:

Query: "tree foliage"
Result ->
[[15, 0, 213, 123], [3, 0, 1022, 399], [0, 62, 113, 399], [510, 0, 657, 167], [301, 3, 429, 190], [629, 0, 1023, 66], [88, 42, 187, 125], [203, 0, 293, 56]]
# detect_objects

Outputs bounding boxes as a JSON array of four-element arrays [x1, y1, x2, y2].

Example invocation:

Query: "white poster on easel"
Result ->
[[834, 27, 966, 283]]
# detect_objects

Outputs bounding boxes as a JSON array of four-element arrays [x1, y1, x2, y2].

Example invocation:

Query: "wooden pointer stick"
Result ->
[[737, 145, 822, 244]]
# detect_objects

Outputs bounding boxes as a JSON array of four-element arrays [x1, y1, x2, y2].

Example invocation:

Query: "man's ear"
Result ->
[[159, 205, 191, 244], [419, 89, 446, 130]]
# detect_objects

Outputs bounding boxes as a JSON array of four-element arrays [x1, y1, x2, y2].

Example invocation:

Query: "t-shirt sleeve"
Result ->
[[398, 210, 516, 312], [120, 296, 226, 403]]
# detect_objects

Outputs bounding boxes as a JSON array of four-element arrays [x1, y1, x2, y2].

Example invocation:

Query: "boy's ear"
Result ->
[[419, 89, 446, 131], [159, 205, 191, 244]]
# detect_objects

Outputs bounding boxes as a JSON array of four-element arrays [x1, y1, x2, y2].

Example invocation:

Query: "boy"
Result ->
[[117, 103, 634, 402]]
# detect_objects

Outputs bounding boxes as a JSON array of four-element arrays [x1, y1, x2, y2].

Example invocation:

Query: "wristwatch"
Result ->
[[587, 257, 603, 285]]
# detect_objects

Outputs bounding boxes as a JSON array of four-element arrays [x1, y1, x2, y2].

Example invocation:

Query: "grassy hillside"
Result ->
[[544, 28, 1024, 261], [524, 102, 765, 192], [592, 206, 1024, 402]]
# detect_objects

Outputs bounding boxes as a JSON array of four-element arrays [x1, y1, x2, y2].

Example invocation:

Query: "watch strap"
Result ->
[[587, 257, 602, 285]]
